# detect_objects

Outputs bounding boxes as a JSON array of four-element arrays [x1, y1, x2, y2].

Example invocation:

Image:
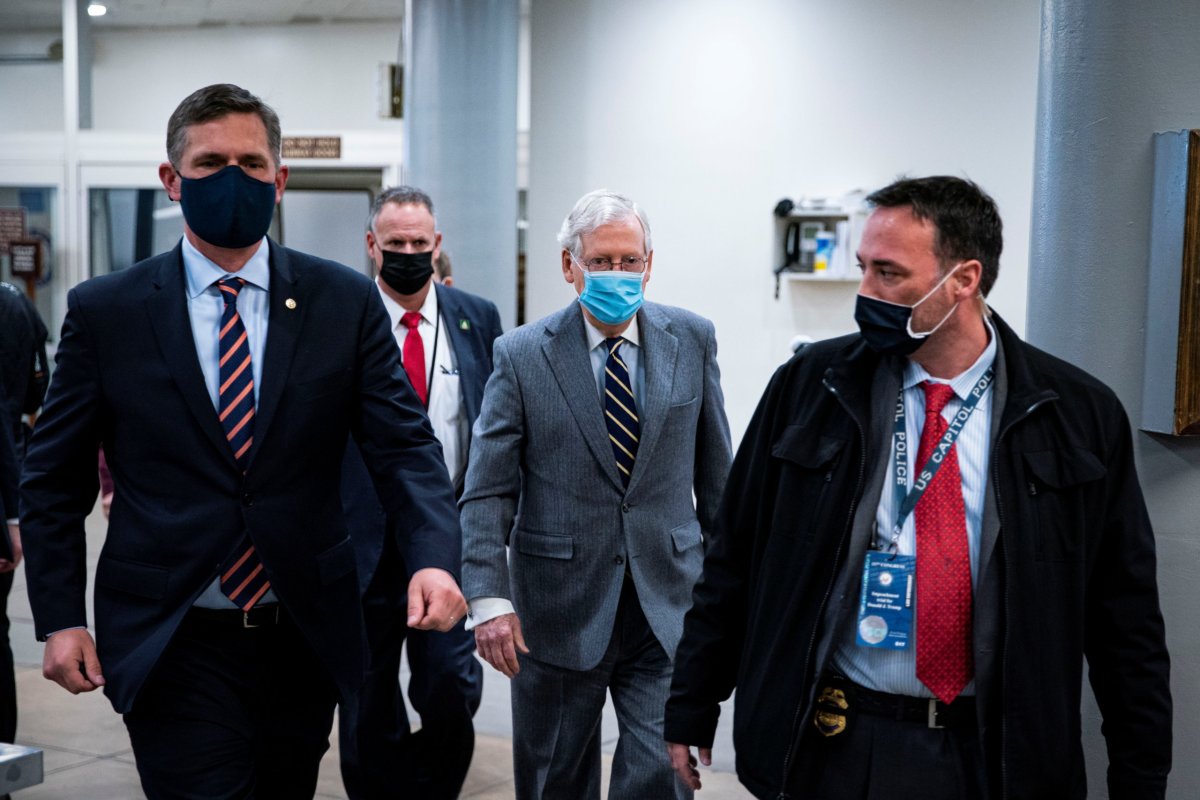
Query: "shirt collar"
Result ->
[[584, 311, 641, 352], [903, 314, 998, 399], [377, 280, 439, 330], [182, 236, 270, 299]]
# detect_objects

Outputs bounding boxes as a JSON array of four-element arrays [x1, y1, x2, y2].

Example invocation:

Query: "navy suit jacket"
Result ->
[[342, 282, 503, 593], [19, 239, 461, 713]]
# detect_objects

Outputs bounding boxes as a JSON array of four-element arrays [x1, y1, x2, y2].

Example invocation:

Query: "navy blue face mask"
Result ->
[[179, 165, 277, 249]]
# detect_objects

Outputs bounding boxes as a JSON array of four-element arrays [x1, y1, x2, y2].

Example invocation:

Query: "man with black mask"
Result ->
[[21, 85, 467, 798], [665, 176, 1171, 800], [339, 186, 501, 800]]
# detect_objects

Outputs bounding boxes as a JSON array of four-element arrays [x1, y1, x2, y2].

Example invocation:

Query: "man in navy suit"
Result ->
[[340, 186, 502, 800], [20, 84, 467, 799]]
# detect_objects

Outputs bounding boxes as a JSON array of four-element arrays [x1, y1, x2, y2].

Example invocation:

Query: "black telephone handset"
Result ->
[[775, 220, 801, 299]]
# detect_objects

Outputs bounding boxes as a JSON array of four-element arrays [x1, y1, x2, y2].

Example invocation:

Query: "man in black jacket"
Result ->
[[665, 176, 1171, 800]]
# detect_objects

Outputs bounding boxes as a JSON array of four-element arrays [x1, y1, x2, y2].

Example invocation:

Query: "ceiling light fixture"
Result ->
[[87, 3, 107, 17]]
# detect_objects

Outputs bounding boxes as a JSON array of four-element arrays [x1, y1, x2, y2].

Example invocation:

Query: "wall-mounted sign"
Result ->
[[282, 136, 342, 159], [10, 240, 40, 278], [0, 208, 27, 255]]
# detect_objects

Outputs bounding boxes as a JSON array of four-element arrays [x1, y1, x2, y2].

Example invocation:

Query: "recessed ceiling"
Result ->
[[0, 0, 405, 32]]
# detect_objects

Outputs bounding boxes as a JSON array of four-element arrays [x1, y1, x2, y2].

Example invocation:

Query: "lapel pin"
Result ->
[[458, 318, 471, 330], [285, 298, 297, 309]]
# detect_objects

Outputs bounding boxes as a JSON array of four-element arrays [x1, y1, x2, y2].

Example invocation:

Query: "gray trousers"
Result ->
[[511, 579, 691, 800]]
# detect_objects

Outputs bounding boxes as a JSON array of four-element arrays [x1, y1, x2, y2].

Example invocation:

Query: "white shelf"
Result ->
[[782, 271, 860, 284]]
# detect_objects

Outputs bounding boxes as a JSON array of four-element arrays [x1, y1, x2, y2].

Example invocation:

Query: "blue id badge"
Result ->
[[855, 551, 915, 649]]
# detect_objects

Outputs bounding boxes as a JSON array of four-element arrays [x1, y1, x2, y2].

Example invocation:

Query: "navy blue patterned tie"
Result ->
[[215, 278, 269, 610], [604, 337, 639, 487]]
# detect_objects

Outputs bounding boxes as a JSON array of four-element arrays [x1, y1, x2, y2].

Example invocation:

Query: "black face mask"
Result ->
[[854, 294, 926, 356], [854, 264, 963, 356], [179, 165, 277, 249], [379, 249, 434, 295]]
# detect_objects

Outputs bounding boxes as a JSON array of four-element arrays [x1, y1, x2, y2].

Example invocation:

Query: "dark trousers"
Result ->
[[123, 608, 338, 800], [0, 569, 15, 743], [511, 579, 690, 800], [790, 696, 985, 800], [339, 542, 483, 800]]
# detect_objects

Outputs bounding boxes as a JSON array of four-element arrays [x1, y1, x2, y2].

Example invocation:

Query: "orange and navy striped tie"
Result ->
[[604, 337, 639, 487], [215, 278, 269, 610]]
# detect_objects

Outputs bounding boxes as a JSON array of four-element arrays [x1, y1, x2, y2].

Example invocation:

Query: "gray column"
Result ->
[[1030, 1, 1197, 797], [405, 0, 519, 329]]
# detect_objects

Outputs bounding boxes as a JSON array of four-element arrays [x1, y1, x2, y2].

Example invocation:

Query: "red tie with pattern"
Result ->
[[915, 381, 973, 703], [401, 311, 428, 407], [215, 278, 270, 611]]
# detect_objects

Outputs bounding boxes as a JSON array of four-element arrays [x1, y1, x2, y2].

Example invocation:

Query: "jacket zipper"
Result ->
[[775, 378, 868, 799], [991, 396, 1056, 800]]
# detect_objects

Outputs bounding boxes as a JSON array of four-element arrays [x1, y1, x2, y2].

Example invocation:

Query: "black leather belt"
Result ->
[[843, 678, 976, 730], [815, 674, 976, 733], [188, 604, 283, 629]]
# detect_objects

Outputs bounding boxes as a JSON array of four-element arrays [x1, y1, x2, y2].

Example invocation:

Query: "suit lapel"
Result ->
[[436, 285, 482, 424], [144, 244, 238, 469], [625, 304, 677, 493], [246, 242, 306, 466], [542, 303, 624, 492]]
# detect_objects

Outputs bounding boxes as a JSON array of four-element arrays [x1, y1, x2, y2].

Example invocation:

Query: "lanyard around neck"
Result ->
[[886, 367, 994, 552]]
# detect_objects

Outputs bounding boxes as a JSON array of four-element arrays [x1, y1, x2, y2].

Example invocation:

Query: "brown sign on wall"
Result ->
[[282, 136, 342, 159], [0, 208, 27, 255]]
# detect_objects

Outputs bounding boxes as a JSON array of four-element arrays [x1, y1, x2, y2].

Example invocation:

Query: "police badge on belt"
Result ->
[[813, 675, 856, 737]]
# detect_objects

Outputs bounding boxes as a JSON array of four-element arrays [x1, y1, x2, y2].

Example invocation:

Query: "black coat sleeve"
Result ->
[[664, 361, 789, 747]]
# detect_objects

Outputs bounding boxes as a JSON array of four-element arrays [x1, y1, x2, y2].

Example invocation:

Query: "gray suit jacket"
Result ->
[[461, 300, 732, 672]]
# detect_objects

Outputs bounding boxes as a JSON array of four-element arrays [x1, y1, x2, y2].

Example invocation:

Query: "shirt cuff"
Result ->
[[466, 597, 514, 630], [4, 519, 16, 526], [46, 626, 87, 637]]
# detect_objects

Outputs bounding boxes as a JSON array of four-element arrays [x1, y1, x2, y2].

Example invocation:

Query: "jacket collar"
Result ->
[[823, 309, 1057, 431]]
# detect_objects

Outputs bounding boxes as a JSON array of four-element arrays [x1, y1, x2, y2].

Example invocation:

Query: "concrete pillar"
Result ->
[[405, 0, 519, 329], [1030, 1, 1199, 796]]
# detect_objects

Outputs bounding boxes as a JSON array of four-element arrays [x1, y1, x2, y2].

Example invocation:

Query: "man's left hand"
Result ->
[[0, 524, 21, 572], [407, 567, 468, 631]]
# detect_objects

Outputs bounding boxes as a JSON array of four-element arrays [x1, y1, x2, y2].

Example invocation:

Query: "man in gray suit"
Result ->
[[461, 189, 732, 799]]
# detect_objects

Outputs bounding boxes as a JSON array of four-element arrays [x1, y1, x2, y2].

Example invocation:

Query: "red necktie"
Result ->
[[401, 311, 428, 407], [915, 381, 973, 703]]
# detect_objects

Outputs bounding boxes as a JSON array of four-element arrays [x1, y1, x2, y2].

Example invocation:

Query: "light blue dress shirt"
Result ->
[[182, 236, 278, 609], [831, 318, 997, 698], [584, 311, 645, 412]]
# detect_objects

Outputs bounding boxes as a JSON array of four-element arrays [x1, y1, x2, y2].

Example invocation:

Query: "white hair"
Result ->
[[556, 189, 652, 260]]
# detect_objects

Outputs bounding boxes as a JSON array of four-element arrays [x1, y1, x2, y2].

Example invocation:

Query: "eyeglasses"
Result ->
[[574, 255, 648, 273]]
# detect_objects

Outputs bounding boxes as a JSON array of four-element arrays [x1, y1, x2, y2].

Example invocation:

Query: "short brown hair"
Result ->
[[166, 84, 282, 168]]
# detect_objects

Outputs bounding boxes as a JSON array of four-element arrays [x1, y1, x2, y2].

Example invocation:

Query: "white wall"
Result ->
[[527, 0, 1042, 440], [0, 30, 64, 131], [91, 21, 402, 137]]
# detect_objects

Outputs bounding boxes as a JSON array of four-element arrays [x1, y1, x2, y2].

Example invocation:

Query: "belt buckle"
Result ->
[[242, 606, 278, 628], [927, 698, 944, 729]]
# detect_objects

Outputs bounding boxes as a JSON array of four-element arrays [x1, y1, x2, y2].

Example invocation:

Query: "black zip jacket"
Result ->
[[665, 313, 1170, 800]]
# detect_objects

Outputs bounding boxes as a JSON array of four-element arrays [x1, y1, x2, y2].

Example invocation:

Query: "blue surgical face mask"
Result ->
[[179, 165, 277, 249], [578, 268, 645, 325], [854, 264, 962, 356]]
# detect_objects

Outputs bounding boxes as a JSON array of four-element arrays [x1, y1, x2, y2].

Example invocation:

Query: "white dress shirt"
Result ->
[[377, 282, 467, 487]]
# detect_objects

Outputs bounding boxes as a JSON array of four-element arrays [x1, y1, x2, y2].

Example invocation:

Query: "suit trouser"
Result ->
[[0, 569, 15, 743], [511, 578, 691, 800], [790, 697, 985, 800], [339, 540, 483, 800], [123, 607, 337, 800]]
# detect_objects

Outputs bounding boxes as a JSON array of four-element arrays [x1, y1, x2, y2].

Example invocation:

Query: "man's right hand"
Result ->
[[667, 741, 712, 791], [43, 629, 105, 694], [473, 612, 529, 678]]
